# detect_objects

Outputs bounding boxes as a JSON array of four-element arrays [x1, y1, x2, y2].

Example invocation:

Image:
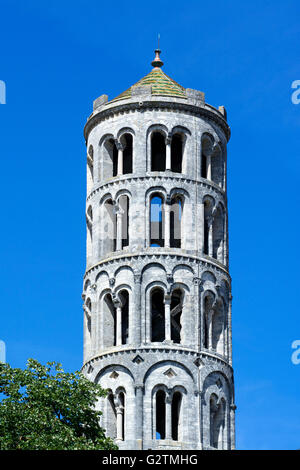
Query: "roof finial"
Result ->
[[151, 34, 164, 68]]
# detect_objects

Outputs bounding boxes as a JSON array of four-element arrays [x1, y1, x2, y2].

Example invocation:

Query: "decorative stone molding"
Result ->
[[84, 100, 230, 142], [86, 174, 226, 202], [84, 253, 230, 281]]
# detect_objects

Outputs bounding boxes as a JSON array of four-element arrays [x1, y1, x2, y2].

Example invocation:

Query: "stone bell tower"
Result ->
[[82, 49, 236, 450]]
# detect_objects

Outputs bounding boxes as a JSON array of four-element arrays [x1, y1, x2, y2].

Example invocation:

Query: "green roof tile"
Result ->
[[109, 67, 186, 103]]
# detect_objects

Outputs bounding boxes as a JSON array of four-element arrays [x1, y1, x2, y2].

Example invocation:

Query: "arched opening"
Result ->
[[104, 199, 117, 253], [119, 195, 129, 249], [171, 133, 183, 173], [171, 392, 182, 440], [118, 391, 125, 441], [203, 294, 214, 349], [150, 194, 165, 247], [211, 146, 223, 187], [204, 217, 209, 255], [201, 152, 207, 178], [210, 394, 225, 449], [170, 196, 182, 248], [86, 206, 93, 263], [201, 134, 214, 180], [103, 293, 116, 348], [170, 289, 183, 344], [204, 198, 213, 256], [212, 300, 225, 354], [151, 288, 165, 342], [86, 298, 91, 336], [213, 206, 225, 262], [119, 290, 129, 345], [121, 134, 133, 175], [107, 392, 117, 440], [103, 138, 118, 179], [151, 132, 166, 171], [156, 390, 166, 439], [84, 298, 92, 359], [87, 145, 94, 192]]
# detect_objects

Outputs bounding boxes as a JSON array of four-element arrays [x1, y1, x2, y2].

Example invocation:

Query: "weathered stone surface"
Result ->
[[82, 68, 235, 450]]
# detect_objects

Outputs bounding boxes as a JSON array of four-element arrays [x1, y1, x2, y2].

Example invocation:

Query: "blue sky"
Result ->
[[0, 0, 300, 450]]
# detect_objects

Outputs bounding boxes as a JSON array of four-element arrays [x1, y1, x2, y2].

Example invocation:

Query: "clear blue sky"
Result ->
[[0, 0, 299, 450]]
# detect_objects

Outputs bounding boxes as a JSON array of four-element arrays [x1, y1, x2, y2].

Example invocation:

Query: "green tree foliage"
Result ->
[[0, 359, 118, 450]]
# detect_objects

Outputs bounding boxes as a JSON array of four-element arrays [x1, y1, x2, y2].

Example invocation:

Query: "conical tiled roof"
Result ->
[[109, 50, 187, 103]]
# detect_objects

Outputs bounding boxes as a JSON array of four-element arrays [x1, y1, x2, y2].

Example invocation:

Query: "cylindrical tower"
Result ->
[[82, 50, 236, 450]]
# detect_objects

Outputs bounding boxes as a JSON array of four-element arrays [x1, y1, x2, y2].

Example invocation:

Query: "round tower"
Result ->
[[82, 50, 236, 450]]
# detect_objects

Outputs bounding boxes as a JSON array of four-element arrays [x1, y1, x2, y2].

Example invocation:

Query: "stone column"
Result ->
[[198, 202, 205, 254], [164, 196, 171, 248], [224, 213, 228, 266], [165, 393, 172, 440], [208, 309, 213, 350], [135, 384, 144, 448], [117, 142, 124, 176], [193, 278, 203, 350], [116, 211, 123, 251], [230, 404, 237, 449], [83, 303, 91, 361], [116, 406, 124, 441], [133, 271, 142, 345], [208, 216, 213, 257], [113, 298, 122, 346], [164, 294, 171, 342], [207, 154, 212, 180], [165, 135, 171, 170], [228, 294, 233, 365]]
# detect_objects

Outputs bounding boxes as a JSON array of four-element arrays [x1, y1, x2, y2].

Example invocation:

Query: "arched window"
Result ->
[[201, 134, 223, 186], [84, 298, 92, 359], [121, 133, 133, 175], [103, 293, 116, 348], [86, 298, 91, 335], [211, 145, 223, 187], [171, 133, 183, 173], [203, 294, 214, 349], [119, 290, 129, 345], [170, 289, 183, 343], [151, 288, 165, 342], [87, 145, 94, 193], [210, 394, 225, 449], [118, 195, 129, 249], [201, 134, 214, 180], [150, 194, 165, 247], [156, 390, 166, 439], [103, 138, 118, 179], [86, 206, 93, 264], [170, 196, 182, 248], [104, 199, 117, 253], [212, 300, 225, 354], [151, 132, 166, 171], [203, 198, 213, 256], [118, 391, 125, 441], [213, 205, 225, 262], [107, 392, 117, 440], [171, 392, 182, 440], [201, 152, 207, 178]]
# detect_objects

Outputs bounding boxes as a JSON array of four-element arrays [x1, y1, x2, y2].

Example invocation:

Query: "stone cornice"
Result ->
[[83, 100, 231, 142], [86, 173, 226, 203], [83, 251, 230, 280], [81, 346, 233, 374]]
